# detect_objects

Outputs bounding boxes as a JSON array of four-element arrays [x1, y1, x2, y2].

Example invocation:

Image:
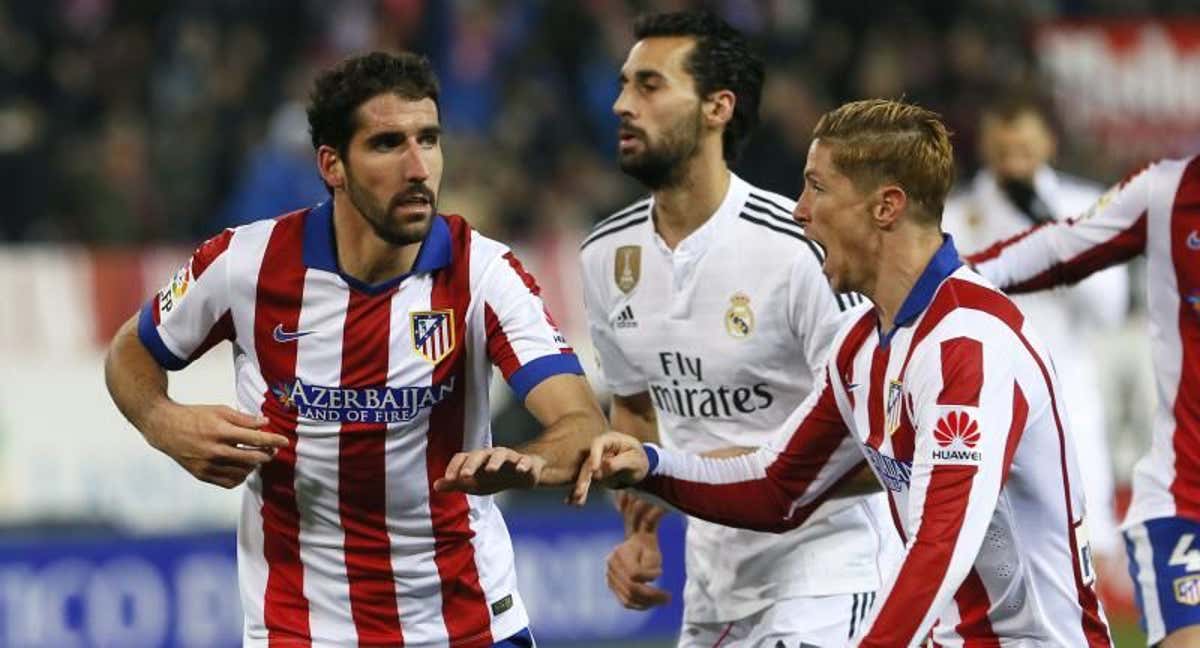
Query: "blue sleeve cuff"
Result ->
[[643, 443, 660, 476], [137, 301, 188, 371], [509, 353, 585, 401]]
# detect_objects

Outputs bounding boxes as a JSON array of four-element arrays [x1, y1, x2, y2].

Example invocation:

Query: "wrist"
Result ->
[[135, 397, 182, 449]]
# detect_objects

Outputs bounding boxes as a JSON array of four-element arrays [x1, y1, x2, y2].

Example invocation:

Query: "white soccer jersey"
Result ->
[[580, 174, 892, 623], [638, 238, 1112, 647], [138, 202, 583, 647], [944, 166, 1129, 553], [969, 156, 1200, 530]]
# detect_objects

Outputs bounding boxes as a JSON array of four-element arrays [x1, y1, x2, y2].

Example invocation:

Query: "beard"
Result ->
[[618, 107, 703, 190], [344, 170, 437, 246]]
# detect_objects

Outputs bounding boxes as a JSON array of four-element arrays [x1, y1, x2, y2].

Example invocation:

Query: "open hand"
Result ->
[[432, 447, 546, 495], [144, 404, 289, 489]]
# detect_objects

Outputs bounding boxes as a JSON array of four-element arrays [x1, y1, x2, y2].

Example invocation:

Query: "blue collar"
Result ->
[[879, 234, 962, 346], [302, 200, 454, 294]]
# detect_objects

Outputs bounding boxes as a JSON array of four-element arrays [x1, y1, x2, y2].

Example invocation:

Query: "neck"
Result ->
[[332, 194, 423, 285], [651, 148, 730, 249], [866, 226, 945, 332]]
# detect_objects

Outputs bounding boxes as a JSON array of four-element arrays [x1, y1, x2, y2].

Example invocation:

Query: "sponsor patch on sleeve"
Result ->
[[157, 261, 193, 318], [929, 409, 984, 465]]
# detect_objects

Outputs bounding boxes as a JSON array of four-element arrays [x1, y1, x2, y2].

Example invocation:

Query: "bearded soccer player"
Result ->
[[579, 11, 894, 646], [104, 52, 604, 646], [578, 99, 1113, 647], [968, 154, 1200, 647]]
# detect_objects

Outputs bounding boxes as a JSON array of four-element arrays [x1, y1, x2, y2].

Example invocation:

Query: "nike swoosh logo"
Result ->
[[273, 324, 315, 343], [847, 382, 861, 391], [1188, 230, 1200, 251]]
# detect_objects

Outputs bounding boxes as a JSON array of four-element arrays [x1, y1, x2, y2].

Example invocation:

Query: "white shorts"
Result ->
[[677, 591, 877, 648]]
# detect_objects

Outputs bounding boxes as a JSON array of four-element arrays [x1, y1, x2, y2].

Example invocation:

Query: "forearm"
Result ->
[[104, 317, 175, 440], [518, 407, 605, 486]]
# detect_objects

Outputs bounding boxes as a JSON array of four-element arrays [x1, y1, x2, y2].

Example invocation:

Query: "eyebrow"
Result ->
[[365, 124, 442, 142], [618, 69, 666, 85]]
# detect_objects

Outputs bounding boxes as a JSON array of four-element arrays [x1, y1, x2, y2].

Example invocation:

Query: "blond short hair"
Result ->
[[812, 99, 955, 223]]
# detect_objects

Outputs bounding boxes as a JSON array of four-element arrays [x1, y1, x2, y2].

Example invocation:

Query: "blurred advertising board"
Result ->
[[0, 513, 685, 647], [1036, 19, 1200, 172]]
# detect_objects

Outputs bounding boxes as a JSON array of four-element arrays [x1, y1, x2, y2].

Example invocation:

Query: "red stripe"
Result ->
[[1170, 156, 1200, 520], [953, 569, 1000, 646], [502, 251, 542, 296], [1003, 213, 1146, 294], [886, 492, 907, 543], [964, 221, 1051, 265], [865, 346, 891, 448], [253, 212, 311, 645], [338, 290, 404, 644], [1001, 385, 1029, 487], [484, 303, 522, 380], [836, 310, 877, 411], [427, 215, 492, 645], [860, 464, 978, 647], [186, 310, 234, 362], [191, 228, 235, 279], [937, 338, 983, 406]]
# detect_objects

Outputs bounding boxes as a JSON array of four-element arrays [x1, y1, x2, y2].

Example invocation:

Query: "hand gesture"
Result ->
[[432, 447, 547, 495], [571, 431, 650, 503], [144, 404, 289, 489], [606, 532, 671, 610]]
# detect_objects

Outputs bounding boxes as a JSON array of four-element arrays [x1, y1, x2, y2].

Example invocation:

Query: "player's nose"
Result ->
[[401, 147, 430, 182]]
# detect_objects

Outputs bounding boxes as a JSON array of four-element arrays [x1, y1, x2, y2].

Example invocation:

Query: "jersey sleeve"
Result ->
[[480, 250, 584, 401], [137, 229, 236, 370], [580, 248, 647, 396], [788, 247, 864, 371], [967, 164, 1152, 293], [855, 327, 1023, 647], [638, 365, 864, 532]]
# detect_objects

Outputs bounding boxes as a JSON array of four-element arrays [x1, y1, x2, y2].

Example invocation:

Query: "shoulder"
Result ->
[[734, 186, 825, 263], [580, 198, 652, 253], [918, 270, 1027, 349]]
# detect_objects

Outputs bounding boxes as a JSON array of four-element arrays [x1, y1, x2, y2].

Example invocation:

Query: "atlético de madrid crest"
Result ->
[[411, 310, 455, 364]]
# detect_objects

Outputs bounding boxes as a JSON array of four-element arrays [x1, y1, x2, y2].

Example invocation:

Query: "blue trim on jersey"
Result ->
[[643, 443, 660, 476], [880, 234, 963, 347], [508, 353, 584, 402], [494, 627, 534, 647], [1124, 516, 1200, 639], [301, 200, 454, 294], [137, 301, 188, 371]]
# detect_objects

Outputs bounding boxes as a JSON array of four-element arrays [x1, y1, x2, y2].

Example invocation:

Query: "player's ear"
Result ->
[[317, 145, 346, 191], [873, 185, 907, 230], [703, 89, 735, 130]]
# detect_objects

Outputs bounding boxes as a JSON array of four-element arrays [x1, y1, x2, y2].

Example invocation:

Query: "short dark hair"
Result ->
[[980, 91, 1052, 126], [306, 51, 440, 155], [633, 10, 764, 164]]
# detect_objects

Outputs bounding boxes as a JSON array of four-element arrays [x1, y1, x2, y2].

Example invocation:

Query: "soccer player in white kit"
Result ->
[[105, 52, 605, 647], [581, 12, 895, 646], [967, 155, 1200, 647], [579, 99, 1113, 647], [942, 97, 1129, 568]]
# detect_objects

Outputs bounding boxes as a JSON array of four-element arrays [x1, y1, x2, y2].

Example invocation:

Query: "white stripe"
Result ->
[[1127, 523, 1167, 643], [294, 272, 357, 641]]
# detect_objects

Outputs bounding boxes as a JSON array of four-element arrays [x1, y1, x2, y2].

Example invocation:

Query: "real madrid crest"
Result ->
[[724, 293, 755, 339], [885, 379, 904, 436], [614, 245, 641, 294]]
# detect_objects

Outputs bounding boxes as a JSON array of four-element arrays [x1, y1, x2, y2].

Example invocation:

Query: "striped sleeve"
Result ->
[[481, 250, 584, 401], [639, 365, 864, 532], [856, 324, 1024, 647], [967, 163, 1152, 293], [137, 229, 236, 370]]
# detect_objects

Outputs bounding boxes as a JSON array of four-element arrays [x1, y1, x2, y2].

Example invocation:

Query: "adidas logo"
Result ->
[[615, 305, 638, 329]]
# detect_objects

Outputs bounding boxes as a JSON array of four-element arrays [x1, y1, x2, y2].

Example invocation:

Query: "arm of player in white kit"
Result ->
[[967, 163, 1153, 294], [853, 321, 1024, 647], [635, 365, 866, 533]]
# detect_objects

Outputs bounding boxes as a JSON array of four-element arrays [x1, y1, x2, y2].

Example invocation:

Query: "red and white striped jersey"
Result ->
[[969, 156, 1200, 530], [138, 202, 582, 647], [638, 238, 1112, 646]]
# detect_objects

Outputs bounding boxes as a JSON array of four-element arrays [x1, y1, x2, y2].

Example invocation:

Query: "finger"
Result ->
[[484, 449, 514, 473], [216, 406, 270, 429], [444, 453, 469, 481], [202, 465, 251, 489], [513, 454, 532, 473], [601, 453, 644, 479], [606, 560, 641, 609], [221, 425, 289, 450], [626, 582, 671, 607], [568, 464, 593, 506], [213, 445, 275, 467], [458, 451, 489, 478]]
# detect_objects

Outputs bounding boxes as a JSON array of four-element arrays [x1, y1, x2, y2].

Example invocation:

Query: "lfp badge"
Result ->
[[411, 310, 455, 364]]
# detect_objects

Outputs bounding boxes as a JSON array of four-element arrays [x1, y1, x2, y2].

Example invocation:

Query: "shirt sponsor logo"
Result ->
[[862, 444, 911, 492], [615, 304, 637, 329], [650, 351, 774, 418], [615, 245, 641, 294], [724, 292, 755, 339], [931, 410, 983, 464], [411, 310, 455, 364], [1175, 575, 1200, 606], [270, 377, 456, 424]]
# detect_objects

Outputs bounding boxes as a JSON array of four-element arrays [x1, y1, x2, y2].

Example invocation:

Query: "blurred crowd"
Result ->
[[0, 0, 1196, 244]]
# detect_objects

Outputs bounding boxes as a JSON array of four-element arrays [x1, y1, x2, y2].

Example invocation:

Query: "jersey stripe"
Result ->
[[865, 346, 891, 448], [937, 338, 983, 406], [836, 311, 877, 410], [580, 214, 650, 251], [748, 191, 796, 215], [1002, 385, 1030, 486], [484, 303, 521, 380], [743, 200, 803, 232], [254, 215, 312, 645], [427, 218, 492, 644], [1169, 156, 1200, 520], [737, 212, 824, 262], [592, 199, 650, 230], [338, 290, 404, 644], [191, 228, 235, 279], [953, 568, 999, 645]]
